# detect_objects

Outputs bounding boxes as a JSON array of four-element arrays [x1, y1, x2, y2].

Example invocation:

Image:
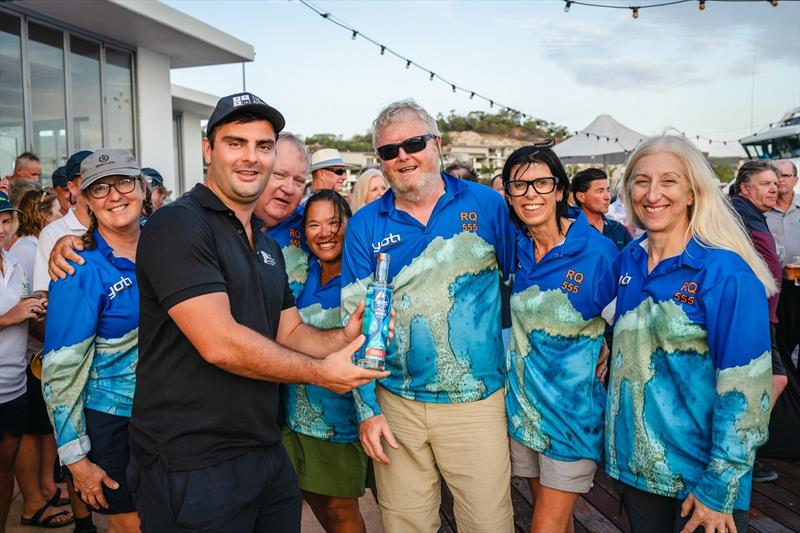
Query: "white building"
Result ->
[[0, 0, 251, 193]]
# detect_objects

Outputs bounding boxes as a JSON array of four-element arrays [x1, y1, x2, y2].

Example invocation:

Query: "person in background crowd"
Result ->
[[491, 173, 505, 198], [444, 161, 479, 182], [10, 190, 75, 528], [256, 132, 312, 299], [283, 190, 369, 533], [129, 92, 386, 531], [0, 176, 9, 195], [765, 160, 800, 369], [51, 166, 72, 217], [0, 192, 46, 529], [8, 179, 40, 209], [43, 149, 146, 532], [607, 135, 774, 533], [11, 153, 42, 184], [350, 168, 388, 212], [342, 99, 515, 532], [40, 192, 61, 226], [730, 160, 785, 484], [33, 151, 93, 294], [4, 180, 40, 251], [141, 167, 172, 212], [571, 168, 632, 250], [303, 148, 355, 204], [502, 145, 618, 533]]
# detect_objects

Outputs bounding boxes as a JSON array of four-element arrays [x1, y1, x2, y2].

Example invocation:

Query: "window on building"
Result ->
[[104, 47, 134, 154], [0, 8, 136, 182], [0, 12, 24, 177], [70, 35, 102, 151], [28, 22, 67, 174]]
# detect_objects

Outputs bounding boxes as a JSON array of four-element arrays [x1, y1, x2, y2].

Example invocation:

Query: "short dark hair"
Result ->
[[206, 111, 275, 148], [501, 145, 570, 234], [14, 152, 39, 168], [732, 160, 777, 195], [303, 189, 353, 239], [571, 168, 608, 208], [444, 162, 478, 182]]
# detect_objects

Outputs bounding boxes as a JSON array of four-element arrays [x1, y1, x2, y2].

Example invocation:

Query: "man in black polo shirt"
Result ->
[[129, 93, 386, 532]]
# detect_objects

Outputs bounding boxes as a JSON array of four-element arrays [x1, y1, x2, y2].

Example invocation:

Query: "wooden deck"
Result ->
[[439, 457, 800, 533]]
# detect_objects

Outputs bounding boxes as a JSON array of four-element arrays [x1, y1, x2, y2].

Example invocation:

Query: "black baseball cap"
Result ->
[[141, 167, 164, 188], [65, 150, 93, 181], [51, 166, 68, 188], [206, 92, 285, 140]]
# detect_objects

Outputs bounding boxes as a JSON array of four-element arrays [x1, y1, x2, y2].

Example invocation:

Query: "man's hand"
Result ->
[[343, 300, 397, 343], [48, 235, 84, 281], [596, 338, 610, 382], [316, 335, 389, 394], [680, 493, 737, 533], [67, 457, 119, 510], [359, 414, 399, 465], [0, 298, 44, 328]]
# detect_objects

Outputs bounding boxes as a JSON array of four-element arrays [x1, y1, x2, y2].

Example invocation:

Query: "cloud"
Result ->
[[517, 2, 799, 91]]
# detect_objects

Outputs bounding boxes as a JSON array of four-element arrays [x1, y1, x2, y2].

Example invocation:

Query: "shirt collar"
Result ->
[[92, 228, 136, 271], [65, 209, 87, 231], [377, 172, 464, 215], [192, 183, 266, 234], [560, 211, 592, 256], [630, 233, 710, 272]]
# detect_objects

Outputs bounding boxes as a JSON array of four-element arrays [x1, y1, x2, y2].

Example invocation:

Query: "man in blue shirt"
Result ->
[[256, 132, 312, 299], [571, 168, 632, 250], [341, 100, 515, 532]]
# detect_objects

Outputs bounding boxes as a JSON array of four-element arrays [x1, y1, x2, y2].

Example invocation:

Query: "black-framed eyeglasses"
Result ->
[[87, 177, 139, 199], [376, 134, 436, 161], [505, 177, 557, 197], [324, 168, 347, 176]]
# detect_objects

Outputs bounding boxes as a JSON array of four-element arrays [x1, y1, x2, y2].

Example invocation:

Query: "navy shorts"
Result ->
[[84, 408, 135, 514], [0, 393, 28, 438], [128, 443, 301, 532], [24, 367, 53, 435]]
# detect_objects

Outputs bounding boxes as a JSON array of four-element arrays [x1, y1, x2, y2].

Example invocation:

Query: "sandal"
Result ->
[[20, 495, 75, 528], [48, 487, 70, 507]]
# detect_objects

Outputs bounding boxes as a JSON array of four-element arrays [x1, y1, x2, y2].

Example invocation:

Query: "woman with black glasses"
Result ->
[[43, 149, 146, 532], [502, 144, 618, 533]]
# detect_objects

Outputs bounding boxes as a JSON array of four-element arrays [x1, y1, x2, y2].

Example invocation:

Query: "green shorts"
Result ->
[[281, 427, 368, 498]]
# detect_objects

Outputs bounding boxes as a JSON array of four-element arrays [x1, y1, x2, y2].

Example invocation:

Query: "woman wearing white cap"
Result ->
[[43, 149, 148, 532]]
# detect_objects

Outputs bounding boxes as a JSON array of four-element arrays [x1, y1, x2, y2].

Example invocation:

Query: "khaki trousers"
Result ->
[[375, 387, 513, 533]]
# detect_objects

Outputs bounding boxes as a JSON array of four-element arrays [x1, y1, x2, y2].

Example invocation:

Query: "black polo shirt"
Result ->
[[130, 184, 294, 471]]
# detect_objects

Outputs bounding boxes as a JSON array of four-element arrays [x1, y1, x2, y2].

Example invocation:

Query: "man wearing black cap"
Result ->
[[130, 92, 386, 532], [50, 166, 71, 216], [141, 167, 171, 211], [33, 151, 92, 293]]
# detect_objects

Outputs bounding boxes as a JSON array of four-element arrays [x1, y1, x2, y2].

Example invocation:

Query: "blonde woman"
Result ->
[[350, 169, 388, 212], [605, 135, 775, 533]]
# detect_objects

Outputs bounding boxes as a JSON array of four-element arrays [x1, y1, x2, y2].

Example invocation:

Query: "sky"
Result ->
[[166, 0, 800, 157]]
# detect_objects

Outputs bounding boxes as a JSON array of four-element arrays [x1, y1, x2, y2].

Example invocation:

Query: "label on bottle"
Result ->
[[357, 284, 392, 369]]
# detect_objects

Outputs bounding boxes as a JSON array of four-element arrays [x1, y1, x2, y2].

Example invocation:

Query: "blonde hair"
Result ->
[[623, 135, 777, 296], [351, 169, 388, 212]]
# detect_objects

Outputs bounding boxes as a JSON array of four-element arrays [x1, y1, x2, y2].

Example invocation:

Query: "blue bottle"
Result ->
[[356, 253, 392, 371]]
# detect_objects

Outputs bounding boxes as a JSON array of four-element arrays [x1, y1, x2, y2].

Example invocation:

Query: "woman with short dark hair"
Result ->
[[502, 144, 618, 533]]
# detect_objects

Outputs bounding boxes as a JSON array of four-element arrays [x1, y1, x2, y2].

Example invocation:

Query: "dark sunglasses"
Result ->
[[324, 168, 347, 176], [376, 134, 436, 161]]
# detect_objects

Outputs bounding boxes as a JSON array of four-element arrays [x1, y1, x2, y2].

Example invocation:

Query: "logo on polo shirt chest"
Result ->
[[259, 250, 277, 266], [673, 280, 699, 305], [372, 233, 402, 254], [108, 276, 133, 300], [561, 269, 584, 294], [460, 211, 478, 232], [619, 272, 632, 286], [289, 228, 302, 248]]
